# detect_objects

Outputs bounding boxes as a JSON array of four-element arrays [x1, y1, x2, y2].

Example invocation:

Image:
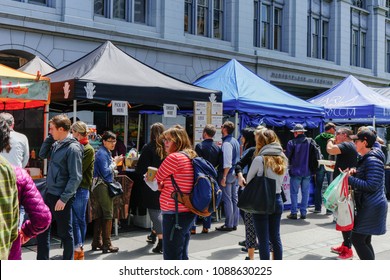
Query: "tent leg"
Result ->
[[43, 104, 49, 177], [136, 114, 141, 155], [234, 112, 239, 139]]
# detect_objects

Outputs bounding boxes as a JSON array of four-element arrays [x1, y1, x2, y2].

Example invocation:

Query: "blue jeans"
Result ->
[[72, 188, 89, 248], [162, 212, 196, 260], [221, 173, 239, 228], [252, 194, 283, 260], [37, 193, 75, 260], [289, 175, 311, 216], [314, 166, 331, 211], [191, 215, 211, 230]]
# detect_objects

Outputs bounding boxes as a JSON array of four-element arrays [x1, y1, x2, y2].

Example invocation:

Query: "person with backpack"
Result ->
[[285, 124, 319, 220], [154, 126, 196, 260], [191, 124, 221, 234]]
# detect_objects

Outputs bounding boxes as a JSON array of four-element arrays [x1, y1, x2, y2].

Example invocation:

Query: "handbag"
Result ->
[[105, 180, 123, 197], [335, 181, 354, 231], [237, 160, 276, 214], [323, 171, 348, 211]]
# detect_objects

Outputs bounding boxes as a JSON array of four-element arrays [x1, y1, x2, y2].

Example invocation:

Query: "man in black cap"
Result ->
[[326, 127, 357, 260], [285, 124, 318, 220]]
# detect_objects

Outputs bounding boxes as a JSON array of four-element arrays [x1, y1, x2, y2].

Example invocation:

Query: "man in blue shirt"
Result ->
[[216, 121, 240, 231]]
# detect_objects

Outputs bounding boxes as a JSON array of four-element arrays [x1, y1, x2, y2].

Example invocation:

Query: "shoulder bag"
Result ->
[[237, 158, 276, 214]]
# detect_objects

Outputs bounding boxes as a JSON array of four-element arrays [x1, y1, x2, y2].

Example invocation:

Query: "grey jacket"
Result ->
[[39, 134, 83, 203]]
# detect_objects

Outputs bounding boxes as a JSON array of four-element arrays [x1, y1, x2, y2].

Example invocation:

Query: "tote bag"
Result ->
[[335, 180, 354, 231], [237, 162, 276, 214], [323, 171, 348, 211]]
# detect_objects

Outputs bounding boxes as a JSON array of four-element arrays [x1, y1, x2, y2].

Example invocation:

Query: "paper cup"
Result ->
[[146, 167, 158, 182]]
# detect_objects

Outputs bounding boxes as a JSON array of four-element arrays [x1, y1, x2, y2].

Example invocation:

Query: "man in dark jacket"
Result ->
[[285, 124, 313, 220], [193, 124, 221, 233], [37, 114, 83, 260], [313, 122, 336, 213]]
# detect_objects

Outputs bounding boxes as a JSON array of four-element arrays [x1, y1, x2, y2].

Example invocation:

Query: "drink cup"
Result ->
[[146, 167, 158, 182]]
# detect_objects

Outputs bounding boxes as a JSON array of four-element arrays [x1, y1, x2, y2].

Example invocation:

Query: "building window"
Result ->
[[307, 0, 330, 60], [386, 0, 390, 18], [94, 0, 148, 24], [352, 0, 365, 9], [350, 8, 367, 68], [351, 29, 358, 66], [185, 0, 225, 40], [254, 0, 283, 51], [387, 39, 390, 73]]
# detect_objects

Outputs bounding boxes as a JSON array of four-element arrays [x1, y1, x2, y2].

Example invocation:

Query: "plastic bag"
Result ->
[[323, 171, 348, 211]]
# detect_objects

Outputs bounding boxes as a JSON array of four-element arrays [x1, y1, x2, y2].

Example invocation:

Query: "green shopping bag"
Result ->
[[323, 171, 348, 211]]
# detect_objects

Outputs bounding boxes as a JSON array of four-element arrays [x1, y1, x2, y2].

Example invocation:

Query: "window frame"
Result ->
[[185, 0, 225, 40], [307, 0, 330, 60], [94, 0, 148, 24], [253, 0, 283, 51]]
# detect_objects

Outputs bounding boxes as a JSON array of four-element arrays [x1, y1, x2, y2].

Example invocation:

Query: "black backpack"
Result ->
[[308, 138, 323, 174]]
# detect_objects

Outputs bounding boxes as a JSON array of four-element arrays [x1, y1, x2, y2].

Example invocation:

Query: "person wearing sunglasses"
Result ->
[[348, 129, 388, 260]]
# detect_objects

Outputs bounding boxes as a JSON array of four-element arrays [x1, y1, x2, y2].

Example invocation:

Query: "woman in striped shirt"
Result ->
[[155, 125, 196, 260]]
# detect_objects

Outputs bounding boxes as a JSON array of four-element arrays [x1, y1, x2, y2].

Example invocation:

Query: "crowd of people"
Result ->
[[0, 112, 388, 261]]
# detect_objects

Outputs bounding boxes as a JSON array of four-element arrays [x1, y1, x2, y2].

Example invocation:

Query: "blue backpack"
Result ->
[[170, 153, 222, 217]]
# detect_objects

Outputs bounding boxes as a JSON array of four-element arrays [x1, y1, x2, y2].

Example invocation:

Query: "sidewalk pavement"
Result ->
[[21, 206, 390, 260]]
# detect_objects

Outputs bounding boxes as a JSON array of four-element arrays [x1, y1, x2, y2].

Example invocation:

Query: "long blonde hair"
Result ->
[[254, 129, 287, 175], [150, 122, 165, 160], [162, 126, 197, 159]]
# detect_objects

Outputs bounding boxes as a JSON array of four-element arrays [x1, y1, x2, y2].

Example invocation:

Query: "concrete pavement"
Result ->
[[21, 205, 390, 260]]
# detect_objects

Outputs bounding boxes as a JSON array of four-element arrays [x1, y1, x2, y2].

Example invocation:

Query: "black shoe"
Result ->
[[245, 257, 250, 260], [300, 215, 307, 220], [146, 232, 157, 244], [152, 240, 163, 254], [232, 226, 237, 231], [215, 225, 234, 231], [287, 213, 298, 220], [238, 240, 246, 247]]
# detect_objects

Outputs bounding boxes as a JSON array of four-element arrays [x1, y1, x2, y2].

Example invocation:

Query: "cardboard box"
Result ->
[[126, 157, 139, 168]]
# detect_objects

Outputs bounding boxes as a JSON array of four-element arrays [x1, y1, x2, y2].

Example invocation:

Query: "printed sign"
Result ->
[[112, 100, 128, 116], [163, 104, 177, 118]]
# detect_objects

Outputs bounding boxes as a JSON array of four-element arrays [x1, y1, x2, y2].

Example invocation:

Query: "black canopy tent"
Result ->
[[47, 41, 222, 111]]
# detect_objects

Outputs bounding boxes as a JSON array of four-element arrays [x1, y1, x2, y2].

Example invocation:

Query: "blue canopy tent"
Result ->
[[193, 59, 325, 131], [308, 75, 390, 126]]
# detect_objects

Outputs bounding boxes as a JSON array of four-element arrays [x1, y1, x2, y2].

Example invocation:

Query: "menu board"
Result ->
[[193, 101, 223, 147]]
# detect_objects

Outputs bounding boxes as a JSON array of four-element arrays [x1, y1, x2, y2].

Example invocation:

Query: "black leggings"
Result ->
[[351, 232, 375, 260], [342, 230, 352, 248]]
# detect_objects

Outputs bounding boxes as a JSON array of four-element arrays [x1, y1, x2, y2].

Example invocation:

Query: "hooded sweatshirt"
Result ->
[[314, 132, 334, 160], [246, 142, 288, 194]]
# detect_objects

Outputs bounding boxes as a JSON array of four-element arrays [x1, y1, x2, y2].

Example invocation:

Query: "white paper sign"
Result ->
[[211, 102, 223, 115], [112, 100, 128, 116], [195, 115, 207, 127], [211, 115, 223, 128], [194, 127, 204, 142], [163, 104, 177, 118], [194, 101, 208, 115]]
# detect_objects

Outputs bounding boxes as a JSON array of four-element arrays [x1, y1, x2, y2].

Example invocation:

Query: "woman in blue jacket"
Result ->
[[349, 129, 388, 260]]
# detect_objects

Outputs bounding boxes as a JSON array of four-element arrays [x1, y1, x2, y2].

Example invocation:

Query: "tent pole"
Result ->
[[136, 113, 141, 156], [73, 100, 77, 123], [43, 104, 49, 177], [234, 112, 239, 139], [124, 114, 128, 152], [373, 116, 376, 129]]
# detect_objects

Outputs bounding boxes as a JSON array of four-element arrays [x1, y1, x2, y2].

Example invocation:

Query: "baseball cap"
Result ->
[[350, 129, 376, 147]]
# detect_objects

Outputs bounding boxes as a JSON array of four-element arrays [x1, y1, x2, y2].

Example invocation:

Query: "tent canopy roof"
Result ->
[[18, 56, 55, 76], [308, 75, 390, 122], [193, 59, 324, 118], [0, 64, 50, 110], [47, 41, 221, 110]]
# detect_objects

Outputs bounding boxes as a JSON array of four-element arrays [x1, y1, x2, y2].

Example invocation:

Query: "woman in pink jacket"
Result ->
[[8, 166, 52, 260]]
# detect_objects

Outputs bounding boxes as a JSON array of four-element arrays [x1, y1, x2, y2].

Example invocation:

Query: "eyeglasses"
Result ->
[[106, 140, 117, 143]]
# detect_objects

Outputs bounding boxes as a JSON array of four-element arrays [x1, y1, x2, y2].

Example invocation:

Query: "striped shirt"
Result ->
[[156, 152, 194, 212], [0, 155, 19, 260]]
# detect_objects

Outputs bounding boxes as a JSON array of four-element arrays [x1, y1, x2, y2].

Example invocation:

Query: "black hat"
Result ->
[[290, 124, 307, 132], [350, 129, 376, 147]]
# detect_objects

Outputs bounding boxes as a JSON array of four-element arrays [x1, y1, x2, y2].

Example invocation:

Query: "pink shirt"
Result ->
[[155, 152, 194, 212]]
